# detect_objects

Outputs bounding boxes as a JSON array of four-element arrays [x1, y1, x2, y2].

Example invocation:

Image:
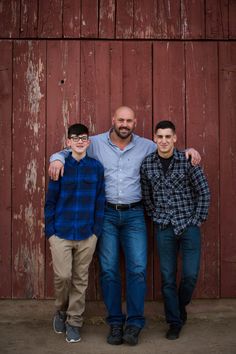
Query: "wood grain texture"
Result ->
[[219, 42, 236, 297], [12, 40, 46, 298], [0, 41, 12, 297]]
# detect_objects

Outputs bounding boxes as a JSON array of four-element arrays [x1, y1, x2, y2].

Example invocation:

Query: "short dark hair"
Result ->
[[68, 123, 89, 138], [155, 120, 176, 134]]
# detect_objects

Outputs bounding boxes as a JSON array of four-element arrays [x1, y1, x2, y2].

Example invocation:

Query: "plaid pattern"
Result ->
[[140, 149, 210, 235], [45, 153, 105, 240]]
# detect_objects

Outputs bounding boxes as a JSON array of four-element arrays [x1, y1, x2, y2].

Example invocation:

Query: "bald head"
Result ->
[[114, 106, 135, 120]]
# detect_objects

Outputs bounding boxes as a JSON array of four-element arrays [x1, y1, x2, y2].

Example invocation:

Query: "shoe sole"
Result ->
[[66, 337, 81, 343], [107, 339, 123, 345], [53, 320, 66, 334]]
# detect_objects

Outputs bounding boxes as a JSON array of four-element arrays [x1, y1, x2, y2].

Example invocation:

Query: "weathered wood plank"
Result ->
[[0, 41, 12, 298], [12, 40, 46, 298], [116, 0, 134, 39], [81, 0, 98, 38], [63, 0, 81, 38], [219, 42, 236, 297], [20, 0, 38, 38], [99, 0, 115, 38], [123, 41, 152, 138], [110, 41, 123, 114], [46, 40, 81, 298], [153, 42, 185, 148], [186, 42, 219, 298], [38, 0, 62, 38], [181, 0, 205, 39], [0, 0, 20, 38], [206, 0, 228, 39], [229, 0, 236, 39]]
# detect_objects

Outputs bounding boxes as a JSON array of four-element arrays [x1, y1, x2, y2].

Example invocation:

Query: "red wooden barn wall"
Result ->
[[0, 0, 235, 300]]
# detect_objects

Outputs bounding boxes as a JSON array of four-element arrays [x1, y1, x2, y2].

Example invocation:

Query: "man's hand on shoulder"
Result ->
[[48, 161, 64, 180], [185, 148, 201, 166]]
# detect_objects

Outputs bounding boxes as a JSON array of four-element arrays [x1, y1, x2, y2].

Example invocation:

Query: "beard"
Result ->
[[113, 126, 133, 139]]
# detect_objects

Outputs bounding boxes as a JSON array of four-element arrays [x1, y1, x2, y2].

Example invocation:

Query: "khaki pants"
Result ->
[[49, 234, 97, 327]]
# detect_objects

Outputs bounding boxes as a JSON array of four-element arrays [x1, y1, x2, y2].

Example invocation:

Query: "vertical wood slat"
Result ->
[[219, 42, 236, 297], [46, 41, 81, 298], [116, 0, 134, 39], [123, 41, 153, 138], [81, 0, 99, 38], [99, 0, 115, 39], [153, 42, 185, 148], [185, 42, 219, 298], [0, 41, 12, 298], [20, 0, 39, 38], [12, 41, 46, 298], [229, 0, 236, 39], [0, 0, 20, 38], [153, 42, 185, 299], [181, 0, 205, 39], [63, 0, 81, 38], [205, 0, 229, 39], [38, 0, 62, 38]]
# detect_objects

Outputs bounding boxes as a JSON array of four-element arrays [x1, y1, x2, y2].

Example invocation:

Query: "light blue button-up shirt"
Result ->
[[50, 131, 156, 204]]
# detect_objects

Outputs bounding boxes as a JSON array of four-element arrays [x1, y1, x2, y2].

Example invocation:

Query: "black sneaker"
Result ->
[[107, 324, 123, 345], [166, 325, 182, 340], [66, 323, 81, 343], [123, 325, 141, 346], [53, 311, 66, 334]]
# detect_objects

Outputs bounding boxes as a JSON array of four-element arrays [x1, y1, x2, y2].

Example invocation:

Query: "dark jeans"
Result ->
[[156, 224, 201, 327], [98, 205, 147, 328]]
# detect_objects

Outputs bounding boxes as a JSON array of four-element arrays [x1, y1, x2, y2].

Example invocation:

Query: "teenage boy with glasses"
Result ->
[[44, 123, 105, 343]]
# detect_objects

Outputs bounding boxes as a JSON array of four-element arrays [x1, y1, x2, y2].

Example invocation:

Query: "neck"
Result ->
[[71, 151, 86, 161], [158, 148, 174, 159], [110, 130, 132, 150]]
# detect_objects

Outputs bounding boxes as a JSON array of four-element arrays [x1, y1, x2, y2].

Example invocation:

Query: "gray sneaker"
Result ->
[[66, 323, 81, 343], [53, 311, 66, 334]]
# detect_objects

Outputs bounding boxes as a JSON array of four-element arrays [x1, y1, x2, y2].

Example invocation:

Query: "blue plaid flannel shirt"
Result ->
[[44, 153, 105, 240], [140, 149, 210, 235]]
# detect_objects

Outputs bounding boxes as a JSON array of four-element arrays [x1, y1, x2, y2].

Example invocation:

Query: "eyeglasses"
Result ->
[[69, 135, 88, 142]]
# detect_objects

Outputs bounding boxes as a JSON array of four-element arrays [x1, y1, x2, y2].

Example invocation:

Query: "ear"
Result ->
[[66, 138, 71, 148], [153, 133, 157, 143], [173, 134, 177, 143], [111, 116, 115, 126]]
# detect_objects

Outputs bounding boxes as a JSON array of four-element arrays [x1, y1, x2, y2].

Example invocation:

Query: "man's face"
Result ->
[[112, 107, 136, 139], [154, 128, 177, 156]]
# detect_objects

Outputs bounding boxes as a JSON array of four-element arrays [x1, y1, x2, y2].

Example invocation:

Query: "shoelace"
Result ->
[[111, 326, 122, 336], [125, 326, 139, 335]]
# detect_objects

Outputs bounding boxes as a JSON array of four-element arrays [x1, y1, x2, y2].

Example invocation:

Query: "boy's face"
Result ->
[[66, 134, 90, 155], [154, 128, 177, 157]]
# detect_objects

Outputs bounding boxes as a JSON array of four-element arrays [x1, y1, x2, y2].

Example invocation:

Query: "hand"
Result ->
[[48, 161, 64, 180], [185, 148, 201, 166]]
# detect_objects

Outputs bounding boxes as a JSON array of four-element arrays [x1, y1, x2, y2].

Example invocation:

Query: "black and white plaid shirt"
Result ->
[[140, 149, 210, 235]]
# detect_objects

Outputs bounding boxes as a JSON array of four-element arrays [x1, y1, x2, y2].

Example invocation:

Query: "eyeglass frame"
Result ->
[[68, 135, 89, 142]]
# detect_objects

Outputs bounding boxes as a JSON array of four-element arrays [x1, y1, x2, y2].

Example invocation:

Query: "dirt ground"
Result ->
[[0, 299, 236, 354]]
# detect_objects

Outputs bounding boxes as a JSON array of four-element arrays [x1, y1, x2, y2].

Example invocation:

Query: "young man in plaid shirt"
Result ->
[[141, 120, 210, 340], [44, 123, 105, 343]]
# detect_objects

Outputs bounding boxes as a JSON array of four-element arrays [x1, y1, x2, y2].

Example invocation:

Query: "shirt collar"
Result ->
[[106, 129, 136, 149], [68, 152, 88, 166]]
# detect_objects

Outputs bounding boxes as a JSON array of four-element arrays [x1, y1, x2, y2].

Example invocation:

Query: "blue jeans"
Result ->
[[156, 225, 201, 327], [98, 205, 147, 328]]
